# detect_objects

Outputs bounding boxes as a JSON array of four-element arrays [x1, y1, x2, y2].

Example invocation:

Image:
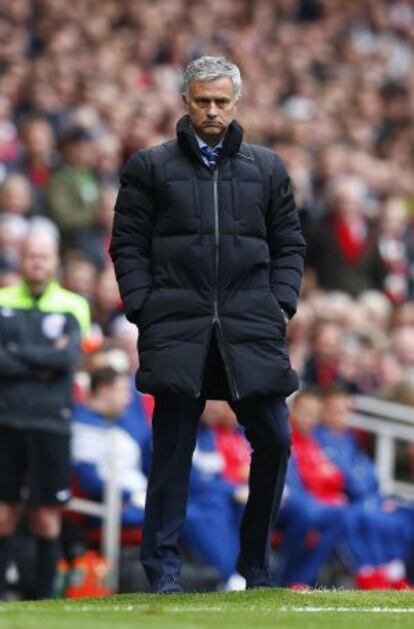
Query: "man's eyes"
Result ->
[[196, 99, 230, 107]]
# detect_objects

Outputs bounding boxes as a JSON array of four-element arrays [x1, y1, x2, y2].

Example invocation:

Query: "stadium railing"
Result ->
[[351, 395, 414, 498], [66, 454, 122, 591]]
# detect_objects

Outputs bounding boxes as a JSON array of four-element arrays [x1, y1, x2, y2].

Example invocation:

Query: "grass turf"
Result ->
[[1, 589, 414, 629]]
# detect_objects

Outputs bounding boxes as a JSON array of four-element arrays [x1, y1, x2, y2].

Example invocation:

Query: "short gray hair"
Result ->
[[28, 216, 61, 246], [182, 56, 242, 100]]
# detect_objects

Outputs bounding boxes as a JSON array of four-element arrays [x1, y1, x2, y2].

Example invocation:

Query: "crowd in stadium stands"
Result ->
[[1, 0, 414, 592]]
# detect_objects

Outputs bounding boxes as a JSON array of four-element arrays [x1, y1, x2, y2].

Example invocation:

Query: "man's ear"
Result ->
[[182, 94, 189, 112]]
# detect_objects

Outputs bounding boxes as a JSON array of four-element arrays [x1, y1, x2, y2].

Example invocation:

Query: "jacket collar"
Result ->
[[176, 114, 243, 165], [19, 279, 58, 306]]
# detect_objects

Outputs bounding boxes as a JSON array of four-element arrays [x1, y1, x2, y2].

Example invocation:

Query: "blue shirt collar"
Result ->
[[194, 132, 224, 152]]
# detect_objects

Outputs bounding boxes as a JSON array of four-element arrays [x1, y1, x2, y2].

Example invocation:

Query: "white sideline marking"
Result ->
[[1, 604, 414, 614], [62, 605, 224, 613], [280, 607, 414, 613], [0, 605, 224, 613]]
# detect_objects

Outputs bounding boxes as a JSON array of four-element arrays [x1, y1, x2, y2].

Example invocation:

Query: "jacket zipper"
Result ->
[[211, 168, 240, 400], [213, 169, 219, 322], [195, 164, 240, 400]]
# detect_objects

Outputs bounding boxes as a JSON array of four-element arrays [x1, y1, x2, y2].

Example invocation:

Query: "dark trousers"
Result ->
[[140, 326, 291, 585]]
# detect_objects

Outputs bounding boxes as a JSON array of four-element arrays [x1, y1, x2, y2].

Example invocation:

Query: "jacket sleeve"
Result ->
[[72, 462, 106, 500], [8, 315, 82, 373], [0, 348, 33, 377], [109, 152, 156, 323], [72, 462, 139, 504], [266, 155, 306, 318]]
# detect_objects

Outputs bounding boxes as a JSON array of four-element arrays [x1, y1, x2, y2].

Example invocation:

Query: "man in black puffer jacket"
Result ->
[[110, 56, 306, 593]]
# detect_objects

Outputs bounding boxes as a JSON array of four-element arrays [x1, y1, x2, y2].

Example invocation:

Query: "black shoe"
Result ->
[[236, 556, 272, 590], [152, 574, 184, 595]]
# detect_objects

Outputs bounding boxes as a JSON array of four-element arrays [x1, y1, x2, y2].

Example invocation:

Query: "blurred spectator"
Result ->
[[15, 114, 57, 212], [46, 126, 100, 247], [370, 196, 413, 303], [16, 115, 56, 187], [392, 326, 414, 369], [0, 254, 20, 288], [95, 135, 122, 185], [316, 387, 414, 589], [0, 230, 90, 600], [302, 321, 344, 388], [0, 96, 18, 174], [275, 390, 344, 589], [72, 367, 149, 528], [62, 250, 99, 301], [0, 214, 28, 264], [91, 266, 122, 335], [0, 173, 33, 217], [357, 290, 392, 331], [71, 184, 117, 269], [306, 175, 376, 296], [283, 389, 413, 589], [182, 401, 249, 590], [110, 315, 139, 371]]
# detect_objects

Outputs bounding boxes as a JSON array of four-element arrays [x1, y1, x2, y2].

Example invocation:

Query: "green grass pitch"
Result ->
[[1, 589, 414, 629]]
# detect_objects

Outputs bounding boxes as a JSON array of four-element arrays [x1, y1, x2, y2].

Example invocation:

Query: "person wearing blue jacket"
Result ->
[[72, 367, 150, 528], [316, 387, 414, 589], [180, 402, 248, 590], [273, 390, 345, 588], [274, 458, 345, 588]]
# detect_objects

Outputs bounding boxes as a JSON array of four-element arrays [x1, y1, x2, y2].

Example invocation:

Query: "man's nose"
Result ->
[[206, 103, 218, 118]]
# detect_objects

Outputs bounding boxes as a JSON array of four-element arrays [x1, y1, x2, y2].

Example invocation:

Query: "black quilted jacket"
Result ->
[[110, 115, 306, 401]]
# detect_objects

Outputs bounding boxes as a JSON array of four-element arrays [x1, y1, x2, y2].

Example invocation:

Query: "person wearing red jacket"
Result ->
[[276, 389, 395, 589], [316, 387, 414, 589], [274, 390, 344, 588], [212, 402, 251, 486], [292, 421, 346, 505]]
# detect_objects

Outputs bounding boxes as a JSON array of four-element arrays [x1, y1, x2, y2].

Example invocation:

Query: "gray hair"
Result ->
[[182, 56, 242, 100], [28, 216, 60, 244]]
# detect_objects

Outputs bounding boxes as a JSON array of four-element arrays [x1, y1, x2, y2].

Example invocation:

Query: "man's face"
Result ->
[[21, 236, 58, 287], [66, 140, 96, 169], [291, 394, 321, 434], [321, 394, 351, 432], [183, 77, 237, 146], [106, 375, 131, 418]]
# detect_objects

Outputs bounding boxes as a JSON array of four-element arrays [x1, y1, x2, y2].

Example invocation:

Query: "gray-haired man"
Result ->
[[110, 56, 306, 593]]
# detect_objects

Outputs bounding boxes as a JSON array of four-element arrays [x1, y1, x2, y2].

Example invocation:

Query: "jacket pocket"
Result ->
[[268, 290, 287, 335], [136, 290, 154, 330]]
